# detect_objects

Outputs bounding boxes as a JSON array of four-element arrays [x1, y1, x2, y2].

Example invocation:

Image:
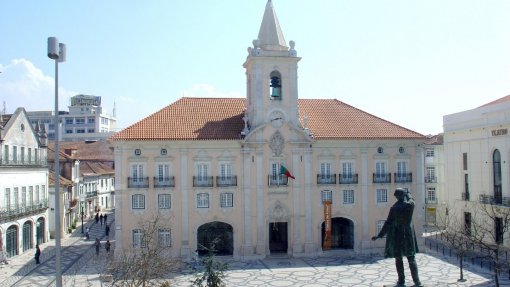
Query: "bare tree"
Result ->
[[107, 213, 178, 287], [466, 202, 510, 287], [434, 205, 473, 282]]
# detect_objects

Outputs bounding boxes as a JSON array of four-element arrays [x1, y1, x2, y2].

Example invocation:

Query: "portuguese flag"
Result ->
[[280, 165, 295, 179]]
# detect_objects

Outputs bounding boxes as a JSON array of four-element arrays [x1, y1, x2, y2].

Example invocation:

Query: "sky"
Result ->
[[1, 0, 509, 136]]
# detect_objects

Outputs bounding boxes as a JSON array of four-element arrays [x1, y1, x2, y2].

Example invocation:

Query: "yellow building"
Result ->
[[110, 0, 425, 259]]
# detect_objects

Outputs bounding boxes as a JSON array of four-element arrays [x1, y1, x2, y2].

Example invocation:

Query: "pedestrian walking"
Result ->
[[105, 240, 111, 253], [95, 238, 101, 255], [104, 213, 108, 224], [34, 245, 41, 264], [95, 213, 99, 224], [100, 214, 104, 225], [105, 224, 110, 237], [85, 227, 90, 240]]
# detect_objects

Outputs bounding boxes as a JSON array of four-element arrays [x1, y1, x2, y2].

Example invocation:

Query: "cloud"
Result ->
[[181, 83, 242, 98], [0, 59, 76, 114]]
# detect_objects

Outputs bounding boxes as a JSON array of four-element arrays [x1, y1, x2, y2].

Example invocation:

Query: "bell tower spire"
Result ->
[[243, 0, 301, 131]]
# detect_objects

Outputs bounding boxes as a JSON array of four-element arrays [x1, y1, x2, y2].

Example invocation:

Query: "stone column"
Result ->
[[255, 149, 265, 255], [241, 147, 254, 256]]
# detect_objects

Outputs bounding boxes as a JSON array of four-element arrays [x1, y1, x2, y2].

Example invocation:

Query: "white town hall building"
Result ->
[[110, 0, 426, 259]]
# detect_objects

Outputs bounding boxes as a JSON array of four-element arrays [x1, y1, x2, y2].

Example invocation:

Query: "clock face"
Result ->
[[269, 110, 285, 128]]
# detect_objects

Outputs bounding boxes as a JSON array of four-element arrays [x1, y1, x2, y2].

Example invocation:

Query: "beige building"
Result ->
[[443, 95, 510, 246], [111, 0, 426, 259]]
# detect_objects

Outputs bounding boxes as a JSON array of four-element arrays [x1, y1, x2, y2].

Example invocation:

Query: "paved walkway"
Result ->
[[0, 210, 509, 286]]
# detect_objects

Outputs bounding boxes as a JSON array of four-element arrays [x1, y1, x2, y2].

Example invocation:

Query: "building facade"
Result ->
[[0, 108, 49, 258], [27, 94, 117, 142], [111, 1, 426, 259], [423, 134, 445, 229], [443, 95, 510, 247]]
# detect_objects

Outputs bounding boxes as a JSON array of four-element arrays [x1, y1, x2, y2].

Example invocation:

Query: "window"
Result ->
[[396, 161, 408, 176], [35, 186, 39, 204], [66, 129, 73, 134], [158, 228, 171, 247], [220, 193, 233, 207], [495, 217, 504, 244], [3, 145, 8, 162], [425, 167, 436, 182], [132, 164, 144, 181], [341, 162, 353, 177], [376, 220, 386, 235], [377, 188, 388, 203], [158, 194, 171, 209], [197, 164, 209, 181], [132, 194, 145, 209], [425, 149, 434, 157], [219, 163, 232, 180], [88, 118, 95, 123], [464, 212, 472, 236], [88, 129, 95, 133], [375, 162, 386, 176], [20, 147, 25, 163], [157, 164, 170, 181], [399, 146, 405, 154], [21, 187, 26, 208], [65, 118, 73, 124], [493, 150, 502, 204], [76, 129, 85, 133], [197, 193, 209, 208], [75, 118, 85, 124], [464, 174, 470, 201], [321, 190, 332, 204], [4, 188, 10, 209], [28, 186, 33, 206], [133, 229, 145, 248], [343, 190, 354, 204], [320, 162, 332, 178], [12, 146, 17, 163], [426, 187, 436, 203]]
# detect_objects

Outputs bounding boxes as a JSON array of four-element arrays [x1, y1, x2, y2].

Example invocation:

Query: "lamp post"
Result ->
[[47, 36, 66, 287], [80, 193, 85, 234]]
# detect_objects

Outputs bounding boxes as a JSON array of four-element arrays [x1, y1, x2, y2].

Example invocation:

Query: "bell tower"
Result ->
[[243, 0, 301, 130]]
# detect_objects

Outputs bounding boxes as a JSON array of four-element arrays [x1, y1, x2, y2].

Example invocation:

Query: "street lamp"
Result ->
[[80, 193, 85, 234], [48, 36, 66, 287]]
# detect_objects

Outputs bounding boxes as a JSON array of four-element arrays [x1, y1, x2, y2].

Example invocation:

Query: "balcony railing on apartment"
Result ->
[[339, 174, 358, 184], [424, 176, 437, 183], [425, 198, 437, 204], [0, 200, 49, 222], [0, 158, 48, 167], [193, 176, 214, 187], [216, 176, 237, 187], [268, 174, 288, 186], [153, 176, 175, 188], [128, 177, 150, 188], [317, 174, 336, 185], [394, 172, 412, 183], [479, 194, 508, 206], [373, 173, 391, 184], [461, 192, 470, 201], [86, 190, 98, 198]]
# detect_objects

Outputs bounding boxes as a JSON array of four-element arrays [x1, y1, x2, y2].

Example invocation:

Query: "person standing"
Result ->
[[34, 245, 41, 264], [95, 238, 101, 256], [95, 213, 99, 224], [105, 240, 111, 253], [372, 188, 422, 287], [105, 225, 110, 237], [100, 214, 104, 225], [104, 213, 108, 224]]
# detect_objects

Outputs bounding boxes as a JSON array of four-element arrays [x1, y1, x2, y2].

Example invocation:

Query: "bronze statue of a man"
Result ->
[[372, 188, 423, 287]]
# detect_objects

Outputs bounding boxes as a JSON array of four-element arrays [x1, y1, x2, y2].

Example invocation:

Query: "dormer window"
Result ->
[[269, 71, 282, 100]]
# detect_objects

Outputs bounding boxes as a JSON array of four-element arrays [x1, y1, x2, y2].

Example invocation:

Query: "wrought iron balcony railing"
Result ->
[[479, 194, 508, 206], [425, 198, 437, 204], [373, 173, 391, 184], [128, 177, 150, 188], [0, 158, 48, 167], [0, 200, 49, 222], [193, 176, 214, 187], [153, 176, 175, 188], [86, 190, 98, 198], [216, 176, 237, 187], [394, 172, 412, 183], [339, 174, 358, 184], [424, 176, 437, 183], [268, 174, 288, 186], [317, 174, 336, 185]]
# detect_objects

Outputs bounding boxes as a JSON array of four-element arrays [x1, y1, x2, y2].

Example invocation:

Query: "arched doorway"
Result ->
[[321, 217, 354, 249], [22, 221, 33, 252], [36, 217, 45, 245], [6, 225, 18, 257], [197, 221, 233, 256]]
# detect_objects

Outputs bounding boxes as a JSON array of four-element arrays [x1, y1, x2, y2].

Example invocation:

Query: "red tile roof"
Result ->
[[110, 97, 424, 141]]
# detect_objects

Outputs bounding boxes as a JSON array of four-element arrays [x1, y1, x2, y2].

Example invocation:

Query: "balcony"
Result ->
[[268, 174, 288, 186], [479, 194, 508, 206], [425, 198, 437, 204], [339, 174, 358, 184], [128, 177, 149, 188], [216, 176, 237, 187], [394, 172, 412, 183], [0, 158, 48, 167], [424, 176, 437, 183], [373, 173, 391, 184], [0, 200, 49, 222], [86, 190, 98, 198], [193, 176, 214, 188], [153, 176, 175, 188], [317, 174, 336, 185]]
